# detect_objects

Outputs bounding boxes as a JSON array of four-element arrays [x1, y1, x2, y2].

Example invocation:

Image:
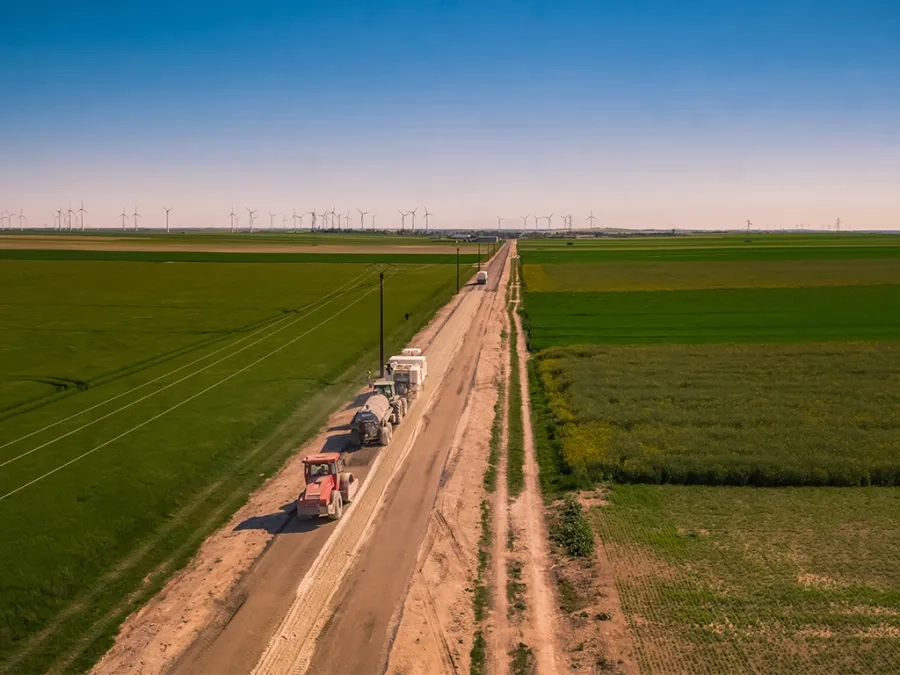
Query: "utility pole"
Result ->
[[379, 271, 385, 379], [456, 247, 460, 293]]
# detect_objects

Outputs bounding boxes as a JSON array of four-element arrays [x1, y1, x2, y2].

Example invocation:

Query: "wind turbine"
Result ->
[[558, 214, 568, 229], [398, 210, 408, 231], [409, 207, 418, 232], [330, 206, 338, 229], [18, 210, 26, 231], [520, 215, 529, 229], [67, 204, 75, 230], [747, 219, 752, 233], [836, 217, 841, 233], [371, 213, 377, 229], [497, 216, 505, 230], [247, 208, 257, 233], [357, 208, 369, 230], [269, 212, 276, 230], [282, 213, 289, 230], [132, 205, 141, 231], [291, 208, 299, 231], [164, 207, 173, 233], [77, 201, 87, 230], [423, 206, 432, 231], [229, 206, 237, 232], [55, 209, 62, 230], [309, 208, 317, 230], [587, 210, 597, 229], [544, 212, 554, 230], [120, 208, 127, 231]]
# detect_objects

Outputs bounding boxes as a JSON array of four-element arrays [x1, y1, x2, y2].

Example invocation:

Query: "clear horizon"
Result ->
[[2, 1, 899, 231]]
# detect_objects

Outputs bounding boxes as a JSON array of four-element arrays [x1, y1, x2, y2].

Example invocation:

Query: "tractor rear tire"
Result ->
[[328, 492, 343, 520], [350, 428, 361, 447]]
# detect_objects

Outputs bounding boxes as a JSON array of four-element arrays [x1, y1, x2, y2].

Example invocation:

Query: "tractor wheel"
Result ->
[[328, 492, 343, 520], [350, 428, 361, 447], [339, 472, 354, 503]]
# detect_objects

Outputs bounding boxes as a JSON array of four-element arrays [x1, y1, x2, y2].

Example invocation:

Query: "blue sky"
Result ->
[[1, 0, 898, 230]]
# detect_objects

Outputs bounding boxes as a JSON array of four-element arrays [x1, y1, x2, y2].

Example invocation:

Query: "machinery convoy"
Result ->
[[295, 453, 359, 520], [297, 348, 428, 520]]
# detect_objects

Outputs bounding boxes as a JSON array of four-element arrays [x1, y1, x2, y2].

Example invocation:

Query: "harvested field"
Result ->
[[591, 484, 900, 675]]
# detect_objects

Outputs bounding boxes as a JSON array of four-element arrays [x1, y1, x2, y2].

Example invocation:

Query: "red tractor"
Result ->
[[296, 452, 359, 520]]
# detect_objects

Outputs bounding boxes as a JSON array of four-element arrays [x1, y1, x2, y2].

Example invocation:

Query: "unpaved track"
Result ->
[[91, 256, 486, 675], [489, 316, 512, 675], [252, 247, 508, 675], [509, 242, 563, 673], [384, 250, 512, 675]]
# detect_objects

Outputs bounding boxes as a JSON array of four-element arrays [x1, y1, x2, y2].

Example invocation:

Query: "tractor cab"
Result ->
[[302, 452, 344, 483], [298, 452, 357, 521], [373, 379, 397, 399]]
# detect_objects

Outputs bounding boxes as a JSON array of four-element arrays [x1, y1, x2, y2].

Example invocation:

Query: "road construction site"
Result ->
[[91, 243, 510, 674]]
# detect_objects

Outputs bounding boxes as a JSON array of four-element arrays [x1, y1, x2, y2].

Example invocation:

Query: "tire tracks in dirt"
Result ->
[[253, 247, 509, 675], [507, 242, 563, 674], [385, 246, 512, 675]]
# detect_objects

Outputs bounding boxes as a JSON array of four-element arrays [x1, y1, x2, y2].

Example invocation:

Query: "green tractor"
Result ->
[[373, 379, 408, 423]]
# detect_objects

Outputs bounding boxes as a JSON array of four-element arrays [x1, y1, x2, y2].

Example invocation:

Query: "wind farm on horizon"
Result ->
[[0, 203, 871, 235]]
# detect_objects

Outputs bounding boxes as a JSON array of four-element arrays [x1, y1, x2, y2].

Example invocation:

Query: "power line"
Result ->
[[0, 281, 382, 502], [0, 270, 377, 466]]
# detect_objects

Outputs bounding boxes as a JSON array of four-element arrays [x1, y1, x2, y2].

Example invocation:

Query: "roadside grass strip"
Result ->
[[507, 263, 525, 499]]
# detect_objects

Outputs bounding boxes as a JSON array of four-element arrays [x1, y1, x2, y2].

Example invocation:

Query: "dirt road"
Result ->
[[251, 248, 508, 675], [158, 247, 508, 675], [300, 248, 508, 675], [90, 251, 502, 675]]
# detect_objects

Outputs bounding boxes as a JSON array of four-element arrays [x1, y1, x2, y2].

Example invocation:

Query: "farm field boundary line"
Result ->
[[0, 280, 381, 503], [0, 268, 376, 455], [0, 270, 378, 470]]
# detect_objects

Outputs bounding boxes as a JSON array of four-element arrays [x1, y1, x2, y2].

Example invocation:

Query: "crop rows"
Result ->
[[532, 343, 900, 487], [591, 484, 900, 674]]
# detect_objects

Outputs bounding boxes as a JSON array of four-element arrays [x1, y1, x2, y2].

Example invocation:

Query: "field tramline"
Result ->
[[0, 254, 459, 672]]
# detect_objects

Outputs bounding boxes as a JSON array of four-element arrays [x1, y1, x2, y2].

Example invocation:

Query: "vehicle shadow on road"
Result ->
[[342, 391, 371, 412], [233, 502, 296, 534], [234, 503, 340, 535]]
